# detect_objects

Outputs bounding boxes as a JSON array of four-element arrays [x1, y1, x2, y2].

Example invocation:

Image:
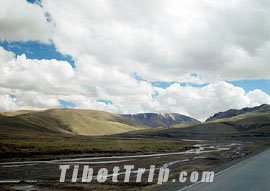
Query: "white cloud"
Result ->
[[0, 47, 269, 120], [154, 82, 270, 121], [42, 0, 270, 82], [0, 47, 156, 113], [246, 89, 270, 107], [0, 0, 52, 42], [0, 95, 18, 112], [0, 47, 77, 95], [0, 0, 270, 120]]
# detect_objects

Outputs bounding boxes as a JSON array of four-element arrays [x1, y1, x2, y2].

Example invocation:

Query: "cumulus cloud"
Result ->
[[1, 46, 269, 120], [0, 47, 156, 113], [154, 82, 270, 121], [42, 0, 270, 82], [0, 94, 18, 112], [0, 0, 52, 42], [0, 0, 270, 120], [0, 47, 77, 95]]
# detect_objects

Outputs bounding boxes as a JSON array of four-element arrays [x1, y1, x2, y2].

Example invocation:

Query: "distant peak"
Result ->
[[121, 112, 199, 128], [206, 104, 270, 122]]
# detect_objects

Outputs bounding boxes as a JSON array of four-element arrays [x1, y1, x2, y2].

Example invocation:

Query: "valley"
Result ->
[[1, 104, 270, 190], [1, 137, 266, 191]]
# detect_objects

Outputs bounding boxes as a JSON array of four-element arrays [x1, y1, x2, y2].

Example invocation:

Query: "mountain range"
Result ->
[[1, 104, 270, 136], [123, 104, 270, 138], [121, 113, 199, 128]]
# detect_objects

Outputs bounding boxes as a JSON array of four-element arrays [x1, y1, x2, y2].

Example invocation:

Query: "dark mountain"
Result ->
[[121, 113, 200, 128], [206, 104, 270, 122]]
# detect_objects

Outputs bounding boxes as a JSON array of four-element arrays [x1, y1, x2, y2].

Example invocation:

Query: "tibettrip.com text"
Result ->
[[59, 165, 215, 184]]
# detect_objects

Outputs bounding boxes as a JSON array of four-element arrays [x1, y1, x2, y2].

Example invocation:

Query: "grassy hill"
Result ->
[[210, 112, 270, 133], [0, 110, 37, 116], [0, 110, 191, 161], [206, 104, 270, 121], [0, 108, 149, 135], [121, 111, 270, 138]]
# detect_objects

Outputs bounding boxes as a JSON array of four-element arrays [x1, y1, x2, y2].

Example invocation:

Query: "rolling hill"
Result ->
[[121, 106, 270, 138], [2, 105, 270, 137], [0, 108, 149, 135], [0, 110, 37, 116], [121, 113, 199, 128], [206, 104, 270, 122]]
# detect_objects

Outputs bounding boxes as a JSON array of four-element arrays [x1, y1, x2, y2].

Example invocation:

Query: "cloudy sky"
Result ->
[[0, 0, 270, 121]]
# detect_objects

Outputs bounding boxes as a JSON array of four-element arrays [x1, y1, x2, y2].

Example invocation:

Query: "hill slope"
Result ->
[[122, 110, 270, 138], [121, 113, 199, 128], [0, 109, 148, 135], [206, 104, 270, 122], [0, 110, 37, 116]]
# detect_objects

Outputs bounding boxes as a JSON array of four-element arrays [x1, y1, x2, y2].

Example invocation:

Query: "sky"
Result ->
[[0, 0, 270, 121]]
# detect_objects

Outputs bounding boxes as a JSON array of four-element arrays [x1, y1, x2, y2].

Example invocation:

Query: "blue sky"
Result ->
[[229, 80, 270, 94], [149, 80, 270, 94], [0, 41, 75, 68], [26, 0, 39, 3], [98, 99, 113, 105], [134, 72, 269, 94], [58, 100, 76, 108]]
